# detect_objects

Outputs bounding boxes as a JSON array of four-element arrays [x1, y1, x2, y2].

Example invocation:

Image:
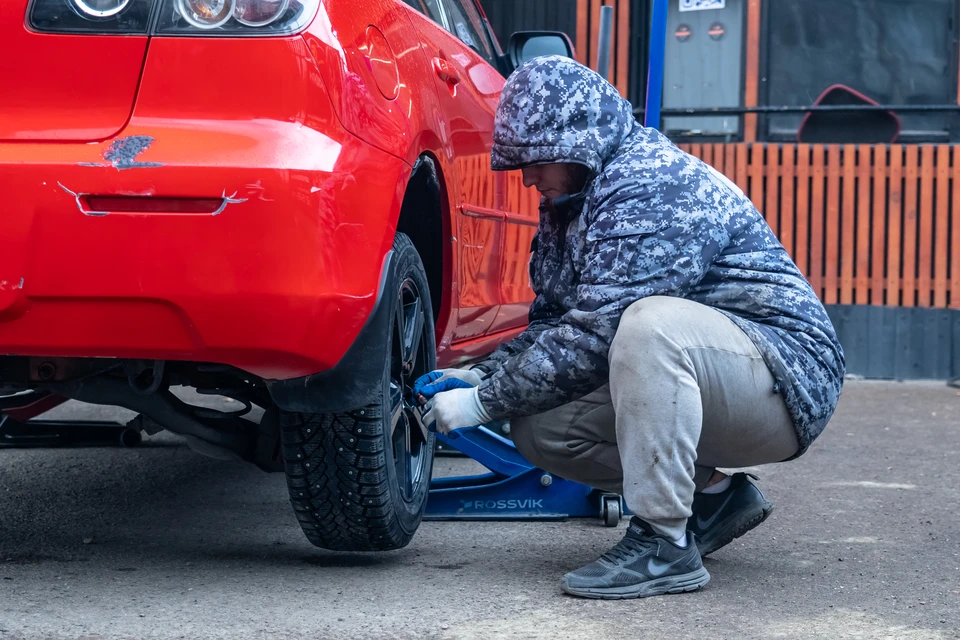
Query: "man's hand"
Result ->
[[422, 387, 492, 436], [413, 369, 492, 436], [412, 368, 483, 399]]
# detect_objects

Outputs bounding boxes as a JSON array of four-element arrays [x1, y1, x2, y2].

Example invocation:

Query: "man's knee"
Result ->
[[618, 296, 687, 337], [610, 296, 684, 367]]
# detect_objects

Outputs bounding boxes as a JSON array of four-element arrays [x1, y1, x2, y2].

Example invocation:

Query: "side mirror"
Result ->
[[505, 31, 575, 73]]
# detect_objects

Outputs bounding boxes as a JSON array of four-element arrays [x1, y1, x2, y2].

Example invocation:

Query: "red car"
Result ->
[[0, 0, 573, 550]]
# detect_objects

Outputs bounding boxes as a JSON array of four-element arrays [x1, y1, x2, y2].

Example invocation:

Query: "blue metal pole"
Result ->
[[644, 0, 669, 129]]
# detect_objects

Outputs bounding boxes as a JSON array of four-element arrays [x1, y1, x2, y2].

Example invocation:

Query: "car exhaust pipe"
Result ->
[[45, 376, 256, 461], [127, 360, 165, 395]]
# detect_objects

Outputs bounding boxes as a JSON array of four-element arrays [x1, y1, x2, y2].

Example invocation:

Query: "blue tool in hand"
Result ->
[[412, 371, 478, 439]]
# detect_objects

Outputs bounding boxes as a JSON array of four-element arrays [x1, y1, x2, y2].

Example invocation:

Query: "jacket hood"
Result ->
[[491, 56, 637, 173]]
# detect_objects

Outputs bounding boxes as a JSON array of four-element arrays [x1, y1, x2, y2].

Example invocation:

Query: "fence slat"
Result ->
[[702, 143, 714, 168], [780, 145, 795, 258], [871, 146, 887, 305], [795, 144, 810, 278], [934, 145, 950, 308], [615, 0, 630, 96], [840, 144, 856, 304], [750, 144, 766, 216], [744, 0, 761, 142], [825, 145, 841, 304], [589, 0, 602, 70], [903, 145, 918, 308], [765, 145, 780, 236], [856, 146, 872, 304], [576, 0, 589, 66], [810, 145, 826, 299], [736, 144, 749, 195], [713, 143, 726, 174], [953, 147, 960, 309], [724, 144, 737, 187], [888, 146, 903, 307], [918, 146, 935, 307]]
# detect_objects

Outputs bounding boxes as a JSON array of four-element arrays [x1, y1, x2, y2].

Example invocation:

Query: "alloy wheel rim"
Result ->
[[388, 278, 430, 503]]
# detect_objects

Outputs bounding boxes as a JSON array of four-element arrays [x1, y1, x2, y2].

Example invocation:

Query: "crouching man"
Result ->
[[416, 56, 844, 599]]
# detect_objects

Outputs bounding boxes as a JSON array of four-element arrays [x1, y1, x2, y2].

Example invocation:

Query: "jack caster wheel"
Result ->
[[601, 494, 622, 527]]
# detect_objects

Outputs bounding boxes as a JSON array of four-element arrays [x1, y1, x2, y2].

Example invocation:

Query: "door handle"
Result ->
[[432, 57, 461, 86]]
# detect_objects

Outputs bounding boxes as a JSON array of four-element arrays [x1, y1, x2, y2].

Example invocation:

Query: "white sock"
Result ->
[[672, 532, 688, 548], [700, 475, 732, 494]]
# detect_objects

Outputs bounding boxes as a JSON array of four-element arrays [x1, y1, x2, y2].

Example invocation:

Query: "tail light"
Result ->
[[30, 0, 152, 33], [71, 0, 133, 18], [235, 0, 290, 27], [174, 0, 235, 29], [28, 0, 318, 35]]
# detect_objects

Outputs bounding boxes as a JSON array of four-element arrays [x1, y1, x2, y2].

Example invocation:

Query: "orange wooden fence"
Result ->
[[680, 143, 960, 309], [575, 0, 631, 98], [569, 3, 958, 311]]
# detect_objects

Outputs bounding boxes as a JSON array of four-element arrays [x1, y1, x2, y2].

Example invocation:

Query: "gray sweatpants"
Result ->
[[510, 296, 800, 540]]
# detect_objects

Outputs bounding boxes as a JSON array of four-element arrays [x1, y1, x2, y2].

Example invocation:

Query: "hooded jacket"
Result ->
[[473, 56, 844, 455]]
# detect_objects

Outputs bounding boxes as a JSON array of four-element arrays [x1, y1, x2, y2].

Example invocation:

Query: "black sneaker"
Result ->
[[560, 517, 710, 599], [689, 472, 774, 556]]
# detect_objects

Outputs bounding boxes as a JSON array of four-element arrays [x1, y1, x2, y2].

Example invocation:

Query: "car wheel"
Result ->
[[279, 233, 436, 551]]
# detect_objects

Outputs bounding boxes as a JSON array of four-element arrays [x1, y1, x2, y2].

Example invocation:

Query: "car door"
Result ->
[[445, 0, 540, 335], [437, 0, 540, 336], [406, 0, 506, 342]]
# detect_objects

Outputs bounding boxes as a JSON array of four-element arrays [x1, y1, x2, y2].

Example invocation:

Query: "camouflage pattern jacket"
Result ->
[[473, 56, 844, 454]]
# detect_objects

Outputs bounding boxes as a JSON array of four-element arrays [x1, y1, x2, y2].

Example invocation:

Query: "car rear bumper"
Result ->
[[0, 119, 406, 381]]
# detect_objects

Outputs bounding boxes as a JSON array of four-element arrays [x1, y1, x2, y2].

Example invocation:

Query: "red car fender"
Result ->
[[301, 0, 424, 166], [302, 0, 468, 355]]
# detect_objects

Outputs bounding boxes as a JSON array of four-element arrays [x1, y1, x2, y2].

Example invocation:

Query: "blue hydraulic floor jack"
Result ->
[[423, 0, 670, 527], [424, 426, 627, 526]]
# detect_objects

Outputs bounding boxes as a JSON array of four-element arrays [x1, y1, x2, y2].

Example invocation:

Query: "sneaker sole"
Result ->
[[560, 566, 710, 600], [697, 501, 774, 557]]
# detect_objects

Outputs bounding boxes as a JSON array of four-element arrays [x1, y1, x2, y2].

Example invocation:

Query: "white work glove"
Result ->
[[422, 387, 491, 436], [426, 367, 484, 388]]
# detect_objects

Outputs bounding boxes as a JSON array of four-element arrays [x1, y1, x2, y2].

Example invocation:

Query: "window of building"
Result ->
[[763, 0, 958, 142]]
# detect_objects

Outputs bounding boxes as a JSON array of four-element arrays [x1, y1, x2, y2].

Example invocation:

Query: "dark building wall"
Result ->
[[478, 0, 579, 52], [628, 0, 650, 108], [826, 306, 960, 380], [479, 0, 649, 106]]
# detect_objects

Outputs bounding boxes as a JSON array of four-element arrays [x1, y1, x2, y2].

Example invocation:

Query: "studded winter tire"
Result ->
[[279, 233, 436, 551]]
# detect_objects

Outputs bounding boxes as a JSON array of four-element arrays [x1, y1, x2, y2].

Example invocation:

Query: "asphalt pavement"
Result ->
[[0, 380, 957, 640]]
